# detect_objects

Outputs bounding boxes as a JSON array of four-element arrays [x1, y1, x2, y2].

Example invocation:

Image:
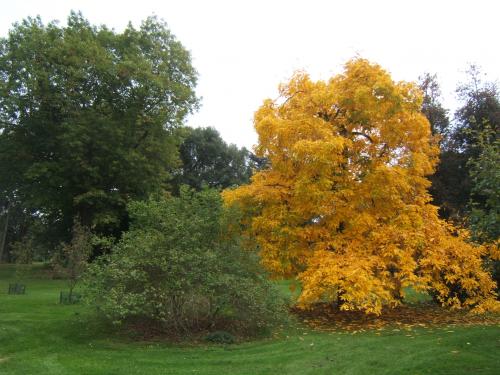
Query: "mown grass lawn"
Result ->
[[0, 264, 499, 375]]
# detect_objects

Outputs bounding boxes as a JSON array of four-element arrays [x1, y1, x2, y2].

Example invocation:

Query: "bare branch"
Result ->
[[351, 131, 374, 143]]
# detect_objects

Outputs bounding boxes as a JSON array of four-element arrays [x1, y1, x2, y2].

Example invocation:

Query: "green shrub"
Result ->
[[205, 331, 235, 344], [83, 188, 286, 335], [53, 220, 92, 298], [10, 236, 35, 265]]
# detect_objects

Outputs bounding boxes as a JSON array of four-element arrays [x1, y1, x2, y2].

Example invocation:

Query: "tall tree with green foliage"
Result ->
[[468, 133, 500, 243], [0, 12, 198, 247], [450, 66, 500, 220], [454, 66, 500, 156], [420, 68, 500, 221], [418, 74, 460, 219], [419, 73, 450, 139], [467, 127, 500, 289], [173, 127, 253, 192]]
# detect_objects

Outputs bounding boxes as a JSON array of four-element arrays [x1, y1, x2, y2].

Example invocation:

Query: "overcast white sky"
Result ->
[[1, 0, 499, 149]]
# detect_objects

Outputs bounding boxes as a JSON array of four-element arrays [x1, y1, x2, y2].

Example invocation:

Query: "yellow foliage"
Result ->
[[487, 240, 500, 261], [223, 58, 498, 315]]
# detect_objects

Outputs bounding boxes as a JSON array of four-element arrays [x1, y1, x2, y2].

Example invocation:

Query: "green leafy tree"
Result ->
[[430, 150, 471, 220], [418, 74, 461, 219], [0, 12, 198, 247], [454, 66, 500, 156], [468, 128, 500, 243], [419, 73, 451, 139], [421, 68, 499, 220], [83, 188, 286, 334], [446, 66, 500, 219], [173, 127, 253, 192], [467, 127, 500, 290], [0, 198, 50, 263]]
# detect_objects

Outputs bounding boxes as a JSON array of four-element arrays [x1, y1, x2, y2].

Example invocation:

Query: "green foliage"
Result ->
[[454, 66, 500, 157], [205, 330, 235, 344], [430, 150, 471, 220], [447, 66, 499, 219], [9, 234, 38, 281], [418, 73, 465, 219], [0, 12, 199, 248], [10, 235, 35, 265], [53, 220, 92, 296], [173, 127, 253, 192], [422, 67, 500, 221], [83, 188, 286, 334], [419, 73, 451, 138], [468, 127, 500, 243], [467, 127, 500, 289]]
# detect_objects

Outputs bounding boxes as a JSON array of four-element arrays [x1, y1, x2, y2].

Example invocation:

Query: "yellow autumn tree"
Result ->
[[223, 58, 499, 315]]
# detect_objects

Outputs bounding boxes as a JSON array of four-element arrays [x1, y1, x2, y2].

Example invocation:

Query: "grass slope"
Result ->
[[0, 264, 499, 375]]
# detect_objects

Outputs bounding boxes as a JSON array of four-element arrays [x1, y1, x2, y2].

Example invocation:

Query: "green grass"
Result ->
[[0, 264, 499, 374]]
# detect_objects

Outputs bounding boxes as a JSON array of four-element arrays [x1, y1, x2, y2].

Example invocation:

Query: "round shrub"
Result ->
[[83, 188, 287, 335]]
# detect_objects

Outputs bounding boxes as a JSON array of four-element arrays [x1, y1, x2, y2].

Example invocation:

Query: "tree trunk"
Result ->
[[0, 202, 10, 263]]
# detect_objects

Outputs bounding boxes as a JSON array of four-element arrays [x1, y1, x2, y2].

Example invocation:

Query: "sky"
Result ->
[[1, 0, 499, 149]]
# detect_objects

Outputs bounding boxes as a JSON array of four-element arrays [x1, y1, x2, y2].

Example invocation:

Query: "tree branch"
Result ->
[[134, 130, 149, 149], [351, 131, 374, 143], [280, 90, 305, 107]]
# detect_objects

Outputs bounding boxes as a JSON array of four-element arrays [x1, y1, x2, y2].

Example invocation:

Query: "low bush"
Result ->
[[205, 330, 235, 344], [83, 188, 287, 336]]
